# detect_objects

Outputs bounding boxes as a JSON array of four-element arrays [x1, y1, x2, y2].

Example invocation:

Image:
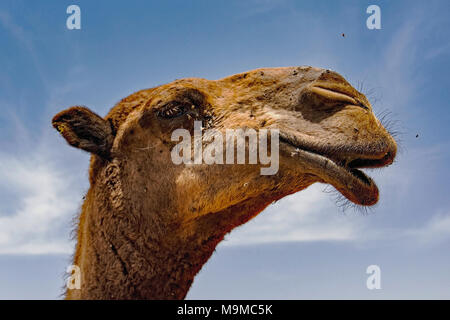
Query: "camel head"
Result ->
[[52, 66, 396, 237], [52, 66, 397, 299]]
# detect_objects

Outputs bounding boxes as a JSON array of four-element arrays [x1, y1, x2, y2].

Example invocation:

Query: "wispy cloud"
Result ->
[[0, 8, 89, 255], [368, 13, 425, 113], [401, 212, 450, 245], [0, 9, 48, 89], [223, 183, 450, 248], [0, 150, 80, 254], [234, 0, 288, 18], [223, 185, 366, 246]]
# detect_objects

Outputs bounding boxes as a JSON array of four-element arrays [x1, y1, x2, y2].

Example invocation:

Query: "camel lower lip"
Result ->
[[349, 168, 372, 185], [280, 138, 379, 206]]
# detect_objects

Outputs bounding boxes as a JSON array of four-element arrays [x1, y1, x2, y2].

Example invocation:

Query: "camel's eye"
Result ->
[[157, 102, 192, 119]]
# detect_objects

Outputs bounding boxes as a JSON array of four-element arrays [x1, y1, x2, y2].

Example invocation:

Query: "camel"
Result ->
[[52, 66, 397, 299]]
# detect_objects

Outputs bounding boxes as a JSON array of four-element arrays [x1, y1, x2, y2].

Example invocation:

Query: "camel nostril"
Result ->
[[377, 148, 396, 167], [384, 150, 395, 164]]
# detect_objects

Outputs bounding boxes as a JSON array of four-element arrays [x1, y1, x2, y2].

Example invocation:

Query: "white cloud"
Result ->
[[221, 142, 450, 247], [0, 151, 81, 254], [221, 181, 450, 247], [402, 212, 450, 245], [0, 8, 91, 255], [222, 184, 367, 246]]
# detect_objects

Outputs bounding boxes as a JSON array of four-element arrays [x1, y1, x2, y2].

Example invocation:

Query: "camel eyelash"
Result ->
[[157, 102, 194, 119]]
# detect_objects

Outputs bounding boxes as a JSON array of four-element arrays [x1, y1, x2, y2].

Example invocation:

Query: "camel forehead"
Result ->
[[146, 66, 327, 97], [219, 66, 325, 82], [137, 66, 330, 109]]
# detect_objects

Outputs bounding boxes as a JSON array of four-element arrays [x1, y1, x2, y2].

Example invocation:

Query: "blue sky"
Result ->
[[0, 0, 449, 299]]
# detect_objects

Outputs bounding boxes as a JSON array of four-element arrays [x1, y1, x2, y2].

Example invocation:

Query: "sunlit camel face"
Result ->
[[53, 66, 397, 215], [130, 66, 396, 207]]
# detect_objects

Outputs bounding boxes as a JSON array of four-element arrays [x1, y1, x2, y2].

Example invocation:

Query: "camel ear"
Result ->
[[52, 106, 114, 159]]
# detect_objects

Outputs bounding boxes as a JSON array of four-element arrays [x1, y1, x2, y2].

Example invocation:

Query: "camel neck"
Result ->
[[67, 165, 275, 300], [68, 187, 223, 300]]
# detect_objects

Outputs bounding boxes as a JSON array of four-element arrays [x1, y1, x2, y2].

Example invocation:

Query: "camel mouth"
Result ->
[[279, 134, 396, 206]]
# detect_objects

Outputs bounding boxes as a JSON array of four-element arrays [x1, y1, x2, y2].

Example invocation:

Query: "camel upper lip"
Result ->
[[279, 133, 395, 206], [310, 84, 369, 110]]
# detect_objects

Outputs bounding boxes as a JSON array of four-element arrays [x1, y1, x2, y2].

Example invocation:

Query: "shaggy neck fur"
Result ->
[[68, 158, 297, 299]]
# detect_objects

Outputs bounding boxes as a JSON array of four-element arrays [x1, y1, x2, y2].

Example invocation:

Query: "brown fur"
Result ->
[[52, 67, 396, 299]]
